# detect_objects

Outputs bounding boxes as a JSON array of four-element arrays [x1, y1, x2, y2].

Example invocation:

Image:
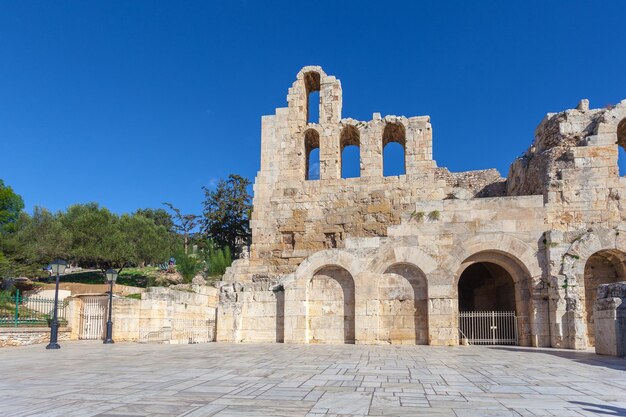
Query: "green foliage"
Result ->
[[201, 239, 233, 276], [0, 180, 25, 233], [134, 208, 174, 232], [409, 211, 424, 222], [57, 267, 158, 288], [427, 210, 441, 221], [201, 174, 252, 255], [125, 293, 142, 300], [0, 200, 178, 279], [174, 250, 202, 283], [118, 214, 172, 266], [163, 203, 200, 254]]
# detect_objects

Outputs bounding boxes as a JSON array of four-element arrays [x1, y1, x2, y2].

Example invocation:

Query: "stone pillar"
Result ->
[[594, 282, 626, 357], [428, 297, 457, 346], [283, 284, 307, 343], [216, 284, 243, 342]]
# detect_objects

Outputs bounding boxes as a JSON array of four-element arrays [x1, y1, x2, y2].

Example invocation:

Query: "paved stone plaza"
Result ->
[[1, 342, 626, 416]]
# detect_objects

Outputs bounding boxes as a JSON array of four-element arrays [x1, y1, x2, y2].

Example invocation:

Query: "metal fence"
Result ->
[[0, 289, 68, 327], [139, 318, 216, 344], [459, 310, 518, 345]]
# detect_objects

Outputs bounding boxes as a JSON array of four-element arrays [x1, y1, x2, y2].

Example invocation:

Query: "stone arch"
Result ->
[[444, 235, 538, 346], [593, 101, 626, 176], [303, 71, 321, 124], [582, 249, 626, 347], [304, 128, 320, 180], [560, 227, 626, 347], [294, 249, 363, 285], [340, 125, 360, 178], [366, 244, 438, 276], [382, 122, 406, 176], [443, 234, 540, 281], [282, 250, 362, 344], [288, 66, 341, 126], [307, 265, 356, 344], [378, 263, 428, 344]]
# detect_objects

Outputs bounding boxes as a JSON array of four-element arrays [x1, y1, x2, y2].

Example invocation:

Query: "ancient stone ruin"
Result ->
[[216, 66, 626, 352]]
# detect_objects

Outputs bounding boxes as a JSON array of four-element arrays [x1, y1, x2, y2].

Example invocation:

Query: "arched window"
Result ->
[[383, 123, 406, 176], [340, 126, 360, 178], [305, 129, 320, 180], [304, 71, 321, 124], [618, 118, 626, 176]]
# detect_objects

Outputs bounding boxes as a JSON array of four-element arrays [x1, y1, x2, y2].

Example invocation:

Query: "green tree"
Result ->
[[62, 203, 130, 271], [11, 208, 71, 263], [201, 239, 233, 276], [201, 174, 252, 255], [163, 203, 200, 254], [0, 208, 70, 278], [0, 179, 25, 233], [174, 249, 202, 283], [119, 214, 172, 267], [134, 208, 175, 232]]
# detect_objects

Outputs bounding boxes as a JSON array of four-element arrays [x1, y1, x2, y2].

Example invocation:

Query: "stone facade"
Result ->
[[217, 66, 626, 349], [65, 286, 218, 343]]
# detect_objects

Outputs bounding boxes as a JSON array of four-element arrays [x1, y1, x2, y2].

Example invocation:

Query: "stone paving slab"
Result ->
[[0, 342, 625, 416]]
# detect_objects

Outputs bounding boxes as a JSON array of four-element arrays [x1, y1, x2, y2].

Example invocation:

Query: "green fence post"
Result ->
[[14, 288, 19, 327]]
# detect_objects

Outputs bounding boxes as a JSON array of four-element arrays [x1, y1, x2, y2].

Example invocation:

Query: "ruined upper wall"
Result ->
[[507, 99, 626, 230], [507, 99, 626, 197], [249, 66, 509, 268]]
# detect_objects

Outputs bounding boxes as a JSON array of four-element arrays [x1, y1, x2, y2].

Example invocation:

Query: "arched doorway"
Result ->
[[458, 263, 516, 312], [457, 260, 520, 345], [307, 266, 355, 344], [582, 249, 626, 346], [378, 263, 428, 344]]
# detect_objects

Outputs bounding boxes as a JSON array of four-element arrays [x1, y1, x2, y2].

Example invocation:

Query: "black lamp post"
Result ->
[[103, 268, 118, 344], [46, 259, 67, 350]]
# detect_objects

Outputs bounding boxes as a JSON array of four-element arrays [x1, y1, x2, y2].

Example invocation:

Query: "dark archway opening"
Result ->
[[458, 262, 515, 312]]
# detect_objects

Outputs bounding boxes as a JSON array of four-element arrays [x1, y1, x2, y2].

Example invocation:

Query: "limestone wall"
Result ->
[[67, 286, 218, 343], [0, 327, 71, 348], [219, 66, 626, 350]]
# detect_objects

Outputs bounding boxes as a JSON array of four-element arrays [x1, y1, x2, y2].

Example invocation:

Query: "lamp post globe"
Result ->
[[46, 259, 67, 350], [103, 268, 118, 344]]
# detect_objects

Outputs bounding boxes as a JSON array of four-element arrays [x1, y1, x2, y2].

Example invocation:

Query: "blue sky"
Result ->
[[1, 1, 626, 216]]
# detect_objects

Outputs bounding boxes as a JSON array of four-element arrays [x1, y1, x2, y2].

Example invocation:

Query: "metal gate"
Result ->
[[79, 296, 107, 340], [459, 311, 518, 345], [139, 318, 216, 344]]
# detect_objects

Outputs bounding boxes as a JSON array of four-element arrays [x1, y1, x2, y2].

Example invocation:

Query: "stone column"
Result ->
[[594, 282, 626, 357]]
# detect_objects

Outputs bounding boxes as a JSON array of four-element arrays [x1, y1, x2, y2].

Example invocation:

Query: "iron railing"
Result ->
[[139, 318, 216, 344], [459, 310, 518, 345], [0, 289, 68, 327]]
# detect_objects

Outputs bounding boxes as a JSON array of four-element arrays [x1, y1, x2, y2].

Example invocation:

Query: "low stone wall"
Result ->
[[67, 285, 219, 343], [0, 327, 71, 347]]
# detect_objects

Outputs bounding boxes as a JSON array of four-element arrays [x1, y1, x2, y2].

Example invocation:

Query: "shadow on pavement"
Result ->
[[486, 346, 626, 372], [569, 401, 626, 416]]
